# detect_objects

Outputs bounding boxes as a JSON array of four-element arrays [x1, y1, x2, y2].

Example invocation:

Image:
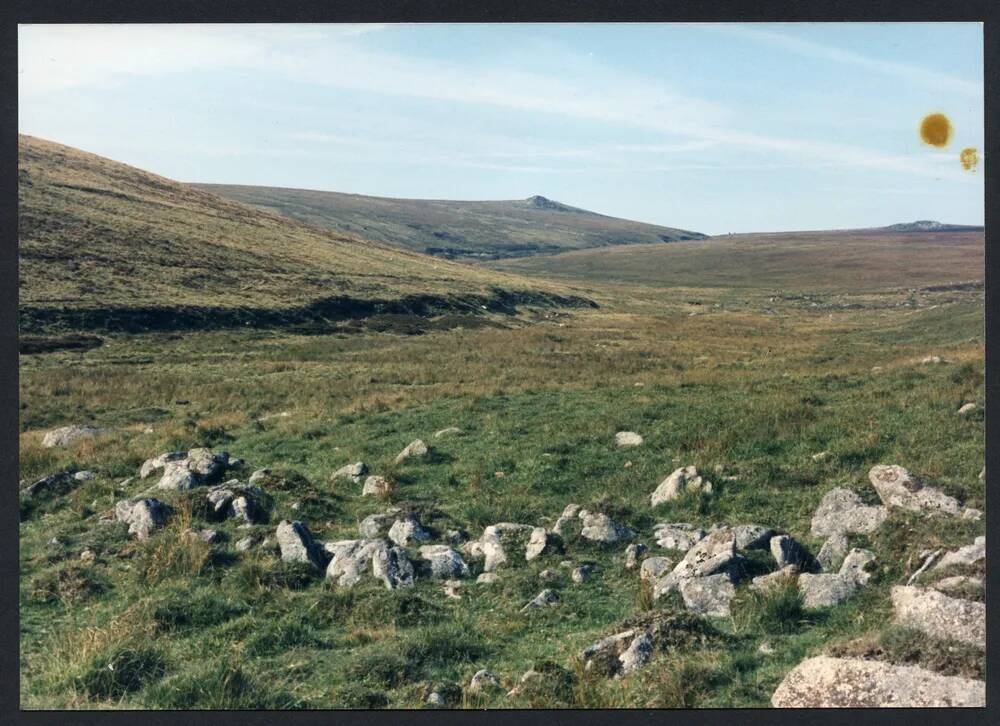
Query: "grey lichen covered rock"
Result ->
[[419, 545, 470, 579], [650, 466, 712, 507], [750, 565, 799, 594], [639, 556, 673, 582], [614, 431, 643, 448], [358, 508, 401, 539], [932, 536, 985, 571], [771, 656, 985, 707], [156, 448, 230, 491], [891, 585, 985, 648], [525, 526, 561, 561], [372, 544, 415, 589], [579, 511, 633, 543], [868, 465, 966, 517], [115, 498, 170, 539], [521, 588, 560, 612], [362, 475, 393, 498], [769, 534, 809, 569], [480, 523, 535, 572], [653, 523, 704, 551], [468, 669, 501, 694], [331, 461, 368, 483], [624, 543, 647, 569], [729, 524, 774, 550], [551, 503, 583, 540], [275, 519, 324, 569], [387, 514, 431, 547], [810, 488, 888, 537], [653, 528, 737, 600], [394, 439, 429, 464], [677, 573, 736, 617], [42, 424, 108, 448], [816, 533, 850, 571], [140, 451, 186, 479], [797, 548, 875, 609], [326, 539, 385, 587]]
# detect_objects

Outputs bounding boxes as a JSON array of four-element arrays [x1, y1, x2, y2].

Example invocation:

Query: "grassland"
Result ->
[[194, 184, 705, 261], [493, 229, 984, 292], [18, 140, 984, 709]]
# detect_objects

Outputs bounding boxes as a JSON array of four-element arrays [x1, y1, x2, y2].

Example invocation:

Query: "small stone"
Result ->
[[769, 535, 808, 569], [394, 439, 429, 464], [810, 488, 888, 537], [275, 520, 324, 568], [650, 466, 712, 506], [248, 468, 272, 486], [476, 572, 499, 585], [618, 632, 653, 675], [115, 498, 170, 539], [73, 470, 97, 481], [42, 424, 108, 448], [624, 543, 647, 569], [388, 515, 432, 547], [868, 464, 964, 517], [811, 451, 831, 462], [434, 427, 463, 439], [362, 476, 392, 498], [933, 536, 985, 570], [817, 533, 850, 571], [678, 573, 736, 617], [468, 669, 501, 694], [538, 569, 558, 582], [235, 535, 260, 552], [579, 511, 633, 543], [653, 523, 704, 551], [729, 524, 774, 550], [419, 545, 470, 579], [331, 462, 368, 483], [372, 544, 415, 590], [572, 564, 595, 583], [639, 556, 673, 582], [614, 431, 643, 447], [957, 402, 977, 415], [750, 565, 799, 593], [521, 589, 560, 612], [79, 549, 96, 562]]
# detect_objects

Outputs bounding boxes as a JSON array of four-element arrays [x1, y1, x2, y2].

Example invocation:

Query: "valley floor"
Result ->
[[18, 281, 985, 708]]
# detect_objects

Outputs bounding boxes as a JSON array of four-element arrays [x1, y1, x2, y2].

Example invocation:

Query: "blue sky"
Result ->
[[18, 23, 984, 234]]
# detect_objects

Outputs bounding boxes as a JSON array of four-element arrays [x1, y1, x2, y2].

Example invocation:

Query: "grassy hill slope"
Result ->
[[18, 136, 589, 333], [191, 185, 706, 261], [493, 229, 984, 292]]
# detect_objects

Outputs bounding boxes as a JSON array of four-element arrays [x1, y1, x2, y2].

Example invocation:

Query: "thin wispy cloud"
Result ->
[[712, 25, 982, 99]]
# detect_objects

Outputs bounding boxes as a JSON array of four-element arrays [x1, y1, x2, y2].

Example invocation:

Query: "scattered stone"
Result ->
[[115, 498, 170, 539], [678, 573, 736, 617], [476, 572, 499, 585], [247, 468, 271, 486], [770, 535, 809, 569], [326, 539, 384, 587], [729, 524, 774, 550], [551, 503, 583, 540], [579, 511, 633, 543], [816, 533, 850, 572], [538, 569, 558, 582], [624, 543, 647, 569], [932, 536, 985, 571], [443, 580, 462, 600], [73, 470, 97, 481], [362, 476, 392, 498], [42, 424, 108, 448], [195, 528, 222, 543], [618, 632, 653, 675], [372, 544, 415, 590], [525, 526, 561, 561], [434, 427, 463, 439], [425, 692, 445, 707], [868, 464, 964, 517], [388, 515, 432, 547], [157, 448, 230, 491], [810, 488, 888, 537], [919, 355, 944, 365], [650, 466, 712, 506], [640, 556, 673, 582], [811, 450, 831, 462], [572, 564, 595, 583], [235, 535, 261, 552], [206, 484, 268, 523], [614, 431, 643, 447], [750, 565, 799, 594], [653, 523, 705, 551], [394, 439, 429, 464], [891, 585, 984, 648], [771, 656, 984, 707], [275, 520, 324, 569], [480, 523, 535, 572], [653, 528, 738, 601], [758, 642, 775, 655], [419, 545, 470, 579], [79, 549, 96, 562], [357, 509, 401, 538], [20, 471, 78, 500], [468, 670, 501, 694], [798, 548, 875, 609], [331, 461, 368, 483], [932, 575, 983, 595], [957, 402, 977, 415], [521, 589, 560, 613]]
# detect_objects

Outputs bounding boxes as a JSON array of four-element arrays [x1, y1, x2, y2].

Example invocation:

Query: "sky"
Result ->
[[18, 23, 984, 235]]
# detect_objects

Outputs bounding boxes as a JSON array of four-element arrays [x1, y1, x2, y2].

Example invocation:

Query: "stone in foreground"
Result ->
[[891, 585, 985, 648], [771, 656, 984, 707]]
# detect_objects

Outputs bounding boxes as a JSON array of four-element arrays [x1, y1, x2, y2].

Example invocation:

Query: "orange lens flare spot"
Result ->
[[919, 113, 953, 147]]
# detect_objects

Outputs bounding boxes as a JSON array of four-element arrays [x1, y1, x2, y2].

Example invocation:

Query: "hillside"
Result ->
[[191, 184, 706, 261], [493, 229, 984, 292], [18, 136, 589, 333], [881, 221, 983, 233]]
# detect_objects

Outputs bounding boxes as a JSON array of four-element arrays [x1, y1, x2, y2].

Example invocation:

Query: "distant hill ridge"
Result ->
[[191, 183, 707, 261], [882, 220, 983, 232]]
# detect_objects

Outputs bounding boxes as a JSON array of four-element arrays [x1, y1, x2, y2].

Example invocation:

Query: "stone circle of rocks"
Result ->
[[650, 466, 712, 506], [795, 548, 876, 610], [206, 482, 270, 524], [651, 529, 742, 616], [143, 448, 233, 491]]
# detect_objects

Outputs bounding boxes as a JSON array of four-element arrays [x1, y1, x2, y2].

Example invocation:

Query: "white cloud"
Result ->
[[712, 25, 982, 99]]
